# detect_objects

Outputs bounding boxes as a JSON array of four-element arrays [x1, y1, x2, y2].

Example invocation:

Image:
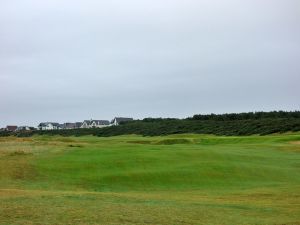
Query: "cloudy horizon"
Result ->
[[1, 0, 300, 127]]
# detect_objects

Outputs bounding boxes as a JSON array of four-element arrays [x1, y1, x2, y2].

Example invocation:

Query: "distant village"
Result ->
[[1, 117, 133, 132]]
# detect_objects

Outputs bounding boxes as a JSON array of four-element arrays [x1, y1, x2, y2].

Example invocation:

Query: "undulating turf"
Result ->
[[1, 134, 300, 225]]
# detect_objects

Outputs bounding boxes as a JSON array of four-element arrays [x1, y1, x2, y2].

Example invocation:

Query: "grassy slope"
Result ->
[[0, 134, 300, 225]]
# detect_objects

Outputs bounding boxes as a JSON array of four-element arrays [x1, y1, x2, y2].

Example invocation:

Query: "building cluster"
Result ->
[[1, 117, 133, 132], [0, 126, 34, 132]]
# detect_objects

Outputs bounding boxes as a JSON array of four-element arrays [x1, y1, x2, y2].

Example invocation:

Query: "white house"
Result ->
[[111, 117, 133, 126], [81, 120, 110, 128], [16, 126, 31, 131], [38, 122, 61, 130]]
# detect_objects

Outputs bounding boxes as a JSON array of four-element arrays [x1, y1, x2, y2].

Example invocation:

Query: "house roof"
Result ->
[[92, 120, 110, 125], [75, 122, 82, 127], [38, 122, 60, 127], [6, 126, 18, 131], [64, 123, 76, 129], [83, 120, 110, 126]]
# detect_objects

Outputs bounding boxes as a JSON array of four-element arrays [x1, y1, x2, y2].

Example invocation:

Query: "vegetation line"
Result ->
[[1, 111, 300, 137]]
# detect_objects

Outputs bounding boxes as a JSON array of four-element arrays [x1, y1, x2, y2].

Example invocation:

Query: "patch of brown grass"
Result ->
[[0, 138, 37, 180], [0, 155, 36, 180], [278, 142, 300, 152]]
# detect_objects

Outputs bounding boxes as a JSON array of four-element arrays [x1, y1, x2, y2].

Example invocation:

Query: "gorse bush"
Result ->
[[190, 111, 300, 121]]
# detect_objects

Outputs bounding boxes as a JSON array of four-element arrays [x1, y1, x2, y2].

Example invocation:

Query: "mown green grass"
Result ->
[[0, 134, 300, 225]]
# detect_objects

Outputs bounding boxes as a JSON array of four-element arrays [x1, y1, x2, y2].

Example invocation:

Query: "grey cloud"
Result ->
[[0, 0, 299, 127]]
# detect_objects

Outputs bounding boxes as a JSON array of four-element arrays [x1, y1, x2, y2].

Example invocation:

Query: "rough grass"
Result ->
[[0, 134, 300, 225]]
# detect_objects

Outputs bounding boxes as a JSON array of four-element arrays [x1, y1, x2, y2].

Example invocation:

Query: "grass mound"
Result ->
[[9, 150, 32, 156], [154, 138, 193, 145], [126, 140, 153, 144]]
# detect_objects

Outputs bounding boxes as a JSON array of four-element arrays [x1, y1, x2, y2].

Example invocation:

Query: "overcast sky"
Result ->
[[0, 0, 299, 127]]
